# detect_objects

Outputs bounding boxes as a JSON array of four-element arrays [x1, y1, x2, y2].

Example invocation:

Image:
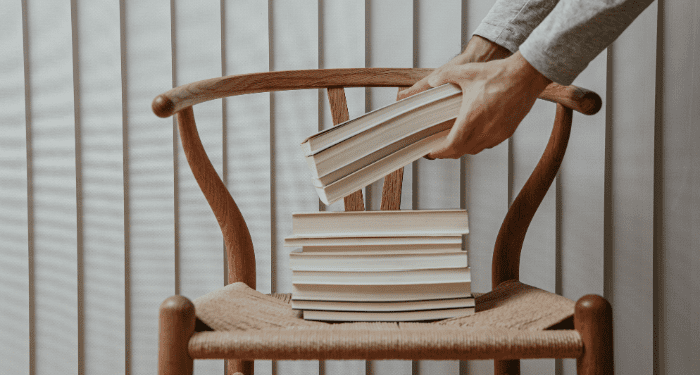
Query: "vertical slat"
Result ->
[[25, 1, 78, 373], [603, 4, 658, 375], [366, 1, 413, 373], [512, 100, 557, 375], [74, 0, 126, 373], [659, 1, 700, 374], [412, 1, 462, 374], [559, 47, 607, 375], [270, 1, 320, 374], [320, 2, 366, 373], [462, 1, 506, 374], [559, 54, 607, 300], [380, 90, 408, 209], [327, 88, 365, 212], [171, 1, 224, 373], [0, 1, 29, 373], [380, 167, 404, 211], [221, 1, 272, 374], [124, 0, 175, 373]]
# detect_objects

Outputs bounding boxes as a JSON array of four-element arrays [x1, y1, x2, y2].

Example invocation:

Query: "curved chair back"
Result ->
[[152, 68, 602, 290]]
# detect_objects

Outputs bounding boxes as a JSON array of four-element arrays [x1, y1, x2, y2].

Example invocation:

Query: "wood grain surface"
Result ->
[[153, 68, 602, 118], [327, 87, 365, 211]]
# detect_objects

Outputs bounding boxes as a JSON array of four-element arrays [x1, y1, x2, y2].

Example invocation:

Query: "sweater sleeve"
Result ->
[[472, 0, 560, 54], [518, 0, 655, 85]]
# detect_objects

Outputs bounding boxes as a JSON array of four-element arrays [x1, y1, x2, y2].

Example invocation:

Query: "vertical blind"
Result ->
[[1, 0, 698, 374]]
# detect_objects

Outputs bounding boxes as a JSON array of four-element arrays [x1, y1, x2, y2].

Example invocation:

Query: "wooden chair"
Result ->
[[152, 68, 612, 375]]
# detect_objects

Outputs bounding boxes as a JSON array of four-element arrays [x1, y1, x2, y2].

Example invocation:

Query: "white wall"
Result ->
[[0, 1, 697, 374]]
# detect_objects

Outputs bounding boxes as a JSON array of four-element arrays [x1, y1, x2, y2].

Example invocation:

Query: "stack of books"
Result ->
[[301, 83, 462, 204], [284, 209, 474, 322]]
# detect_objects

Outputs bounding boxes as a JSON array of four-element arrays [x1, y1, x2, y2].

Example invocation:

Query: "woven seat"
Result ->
[[188, 280, 582, 361], [152, 68, 613, 375]]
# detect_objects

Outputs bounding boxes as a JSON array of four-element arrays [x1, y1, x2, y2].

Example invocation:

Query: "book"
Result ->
[[283, 234, 464, 248], [292, 267, 471, 285], [302, 306, 475, 322], [301, 83, 461, 156], [314, 129, 450, 204], [286, 209, 473, 322], [300, 84, 466, 204], [289, 249, 468, 271], [291, 297, 475, 312], [296, 243, 462, 254], [307, 117, 455, 183], [291, 209, 469, 238], [292, 282, 471, 302]]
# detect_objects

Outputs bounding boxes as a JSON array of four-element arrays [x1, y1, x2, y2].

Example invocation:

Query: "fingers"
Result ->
[[427, 137, 491, 159], [426, 111, 502, 159], [397, 76, 432, 100], [427, 64, 477, 88]]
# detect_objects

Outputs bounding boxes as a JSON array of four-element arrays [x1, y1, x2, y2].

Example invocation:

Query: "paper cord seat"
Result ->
[[189, 280, 581, 360]]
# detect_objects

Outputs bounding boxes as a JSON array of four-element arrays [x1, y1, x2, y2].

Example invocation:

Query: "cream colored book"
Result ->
[[291, 297, 475, 312], [288, 249, 468, 271], [283, 234, 464, 248], [307, 117, 455, 184], [300, 83, 461, 157], [291, 209, 469, 238], [314, 129, 450, 204], [298, 242, 462, 254], [292, 282, 471, 302], [302, 306, 475, 322], [292, 267, 470, 285]]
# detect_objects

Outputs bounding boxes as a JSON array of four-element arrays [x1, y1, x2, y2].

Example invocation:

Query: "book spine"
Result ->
[[292, 209, 468, 237], [283, 235, 464, 247], [289, 252, 468, 271], [302, 307, 475, 322], [292, 268, 470, 285], [291, 297, 475, 311], [292, 282, 472, 302]]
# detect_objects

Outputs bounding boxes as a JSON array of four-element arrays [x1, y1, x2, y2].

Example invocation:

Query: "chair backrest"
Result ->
[[152, 68, 601, 291]]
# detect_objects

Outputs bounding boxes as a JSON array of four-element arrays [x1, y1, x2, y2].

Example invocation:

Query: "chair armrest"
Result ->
[[151, 68, 601, 118], [152, 68, 432, 117]]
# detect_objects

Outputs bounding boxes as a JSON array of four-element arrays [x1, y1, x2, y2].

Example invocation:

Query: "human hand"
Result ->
[[397, 35, 511, 101], [420, 52, 552, 158]]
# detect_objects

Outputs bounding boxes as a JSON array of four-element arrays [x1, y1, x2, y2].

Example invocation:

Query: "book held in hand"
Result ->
[[300, 83, 463, 204]]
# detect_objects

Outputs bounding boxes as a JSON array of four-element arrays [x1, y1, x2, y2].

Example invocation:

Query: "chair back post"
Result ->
[[176, 107, 256, 289], [327, 86, 365, 211], [326, 85, 410, 211], [491, 103, 573, 289]]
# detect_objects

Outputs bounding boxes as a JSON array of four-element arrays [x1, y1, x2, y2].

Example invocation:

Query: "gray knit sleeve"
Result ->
[[519, 0, 655, 85], [472, 0, 560, 54]]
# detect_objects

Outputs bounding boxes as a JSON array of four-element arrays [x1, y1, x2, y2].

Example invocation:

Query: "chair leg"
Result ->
[[159, 295, 196, 375], [227, 359, 253, 375], [575, 294, 613, 375], [495, 359, 520, 375]]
